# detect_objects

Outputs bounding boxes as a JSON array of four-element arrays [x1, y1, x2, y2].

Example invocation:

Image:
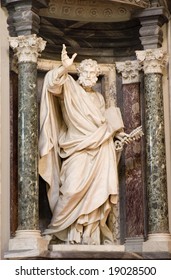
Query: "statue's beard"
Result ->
[[78, 76, 98, 88]]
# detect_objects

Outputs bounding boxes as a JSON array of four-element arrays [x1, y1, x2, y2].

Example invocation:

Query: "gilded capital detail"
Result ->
[[9, 34, 46, 63], [116, 60, 142, 84], [136, 49, 167, 75]]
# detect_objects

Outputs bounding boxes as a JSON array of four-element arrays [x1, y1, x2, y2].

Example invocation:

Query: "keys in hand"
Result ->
[[114, 126, 144, 151]]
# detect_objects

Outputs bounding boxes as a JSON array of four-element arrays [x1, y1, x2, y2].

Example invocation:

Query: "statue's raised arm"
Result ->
[[44, 44, 77, 91], [61, 44, 77, 70]]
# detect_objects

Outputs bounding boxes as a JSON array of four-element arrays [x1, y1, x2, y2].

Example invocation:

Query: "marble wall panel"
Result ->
[[10, 71, 18, 236], [122, 83, 145, 237]]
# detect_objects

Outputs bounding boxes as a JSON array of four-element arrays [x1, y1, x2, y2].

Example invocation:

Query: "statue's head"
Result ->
[[77, 59, 101, 88]]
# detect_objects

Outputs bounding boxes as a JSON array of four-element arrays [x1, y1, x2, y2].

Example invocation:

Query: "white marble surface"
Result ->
[[4, 230, 49, 259], [50, 244, 125, 252], [143, 234, 171, 252]]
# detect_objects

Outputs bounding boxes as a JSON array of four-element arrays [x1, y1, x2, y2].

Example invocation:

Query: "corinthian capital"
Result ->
[[136, 49, 168, 74], [9, 34, 46, 63], [116, 60, 142, 84]]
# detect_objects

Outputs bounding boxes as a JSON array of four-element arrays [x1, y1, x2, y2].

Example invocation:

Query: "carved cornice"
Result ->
[[40, 0, 134, 22], [136, 48, 168, 74], [40, 0, 150, 23], [9, 34, 46, 63], [116, 60, 142, 84], [2, 0, 48, 8], [134, 6, 169, 49], [2, 0, 48, 36], [107, 0, 150, 8], [2, 0, 150, 8]]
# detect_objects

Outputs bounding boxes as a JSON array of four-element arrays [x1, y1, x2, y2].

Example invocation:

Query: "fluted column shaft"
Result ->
[[136, 49, 169, 234], [9, 34, 46, 230]]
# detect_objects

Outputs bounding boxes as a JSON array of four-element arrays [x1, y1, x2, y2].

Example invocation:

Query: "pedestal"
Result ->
[[4, 230, 49, 258], [143, 234, 171, 252]]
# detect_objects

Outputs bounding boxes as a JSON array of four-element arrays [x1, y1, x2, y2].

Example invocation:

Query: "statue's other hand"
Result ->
[[115, 131, 131, 144], [61, 44, 77, 69]]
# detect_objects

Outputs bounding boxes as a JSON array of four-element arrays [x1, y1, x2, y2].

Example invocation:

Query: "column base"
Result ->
[[4, 230, 49, 259], [143, 233, 171, 252], [125, 237, 144, 252]]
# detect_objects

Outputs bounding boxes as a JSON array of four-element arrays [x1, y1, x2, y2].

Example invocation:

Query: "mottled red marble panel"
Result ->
[[10, 71, 18, 236], [122, 83, 145, 237]]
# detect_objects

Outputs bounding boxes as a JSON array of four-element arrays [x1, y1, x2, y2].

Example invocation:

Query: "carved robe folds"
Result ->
[[39, 66, 124, 244]]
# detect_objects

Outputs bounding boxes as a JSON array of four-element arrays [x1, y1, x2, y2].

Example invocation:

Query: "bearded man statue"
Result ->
[[39, 44, 128, 245]]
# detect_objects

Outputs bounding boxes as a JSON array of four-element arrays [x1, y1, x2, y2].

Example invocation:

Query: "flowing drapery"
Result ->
[[39, 67, 124, 244]]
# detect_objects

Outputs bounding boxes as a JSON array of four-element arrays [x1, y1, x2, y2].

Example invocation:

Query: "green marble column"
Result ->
[[18, 61, 39, 229], [9, 35, 46, 231], [144, 73, 168, 233], [136, 49, 169, 235]]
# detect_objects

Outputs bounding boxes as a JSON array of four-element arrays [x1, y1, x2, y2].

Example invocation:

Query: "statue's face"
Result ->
[[78, 61, 99, 88]]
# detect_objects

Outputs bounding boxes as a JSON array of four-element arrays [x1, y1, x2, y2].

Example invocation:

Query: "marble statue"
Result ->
[[38, 45, 141, 245]]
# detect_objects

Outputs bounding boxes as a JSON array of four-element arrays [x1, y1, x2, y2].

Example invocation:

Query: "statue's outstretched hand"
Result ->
[[61, 44, 77, 69]]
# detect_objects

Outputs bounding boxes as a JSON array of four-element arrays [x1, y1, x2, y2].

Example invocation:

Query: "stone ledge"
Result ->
[[49, 244, 125, 252], [4, 249, 41, 259], [40, 250, 171, 260], [41, 250, 142, 260]]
